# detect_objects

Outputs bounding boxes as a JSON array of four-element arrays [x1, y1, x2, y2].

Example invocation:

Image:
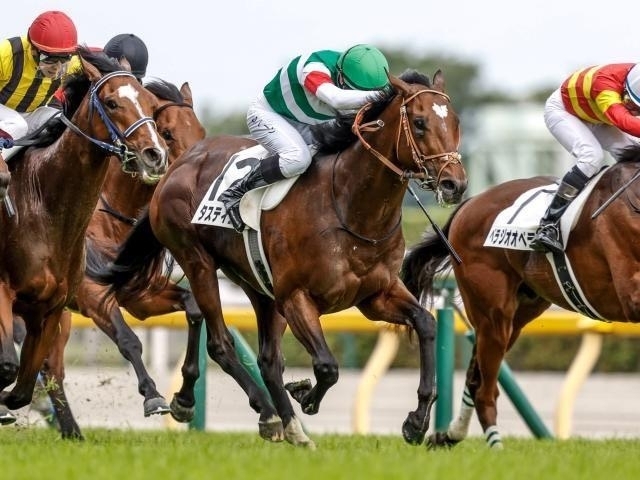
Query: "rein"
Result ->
[[98, 195, 137, 226], [352, 89, 462, 190], [330, 152, 402, 245], [59, 71, 156, 175]]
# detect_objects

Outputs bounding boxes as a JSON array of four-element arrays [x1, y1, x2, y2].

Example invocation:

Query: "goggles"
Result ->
[[39, 52, 72, 65]]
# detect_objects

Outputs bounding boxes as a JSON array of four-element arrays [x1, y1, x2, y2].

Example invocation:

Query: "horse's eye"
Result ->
[[413, 117, 426, 134], [105, 100, 118, 109], [161, 130, 174, 142]]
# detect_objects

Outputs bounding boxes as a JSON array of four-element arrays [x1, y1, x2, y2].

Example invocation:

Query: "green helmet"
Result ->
[[337, 44, 389, 90]]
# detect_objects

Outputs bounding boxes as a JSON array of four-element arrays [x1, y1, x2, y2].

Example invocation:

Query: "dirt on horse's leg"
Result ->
[[40, 310, 83, 439]]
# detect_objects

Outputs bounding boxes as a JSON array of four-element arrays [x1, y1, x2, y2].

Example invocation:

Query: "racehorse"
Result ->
[[0, 47, 167, 420], [91, 70, 467, 447], [37, 79, 205, 438], [401, 145, 640, 449]]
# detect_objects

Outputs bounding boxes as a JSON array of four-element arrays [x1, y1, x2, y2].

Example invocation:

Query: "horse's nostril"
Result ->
[[143, 148, 167, 169]]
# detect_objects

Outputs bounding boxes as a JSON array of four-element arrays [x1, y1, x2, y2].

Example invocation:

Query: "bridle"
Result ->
[[153, 101, 193, 121], [352, 89, 462, 191], [59, 71, 157, 175]]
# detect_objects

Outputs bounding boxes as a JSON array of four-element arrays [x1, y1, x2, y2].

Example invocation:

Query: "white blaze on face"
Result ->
[[118, 84, 164, 149], [432, 103, 449, 132]]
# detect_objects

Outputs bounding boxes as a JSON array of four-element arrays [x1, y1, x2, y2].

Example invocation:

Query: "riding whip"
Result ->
[[591, 168, 640, 219], [408, 183, 462, 264]]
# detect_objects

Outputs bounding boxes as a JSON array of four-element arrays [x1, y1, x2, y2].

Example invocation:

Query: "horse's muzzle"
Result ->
[[139, 147, 168, 184]]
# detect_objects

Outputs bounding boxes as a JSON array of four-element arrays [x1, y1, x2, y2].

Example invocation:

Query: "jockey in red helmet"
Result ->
[[0, 10, 77, 175]]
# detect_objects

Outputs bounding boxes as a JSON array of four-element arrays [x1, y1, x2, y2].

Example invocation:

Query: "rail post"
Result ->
[[434, 278, 456, 431]]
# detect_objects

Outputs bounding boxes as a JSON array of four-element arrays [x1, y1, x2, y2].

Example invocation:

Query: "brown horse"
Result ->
[[402, 145, 640, 449], [33, 79, 205, 438], [91, 70, 467, 447], [0, 47, 167, 419]]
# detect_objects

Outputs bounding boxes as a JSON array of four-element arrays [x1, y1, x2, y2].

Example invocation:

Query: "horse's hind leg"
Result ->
[[427, 346, 479, 449], [169, 292, 204, 423], [184, 261, 282, 441], [252, 295, 313, 448]]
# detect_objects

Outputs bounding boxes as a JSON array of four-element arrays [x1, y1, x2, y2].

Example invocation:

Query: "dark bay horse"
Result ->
[[92, 70, 467, 447], [0, 47, 167, 419], [402, 145, 640, 449], [36, 79, 205, 438]]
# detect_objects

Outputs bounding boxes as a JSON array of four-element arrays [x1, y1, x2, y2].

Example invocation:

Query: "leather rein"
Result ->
[[352, 89, 462, 190]]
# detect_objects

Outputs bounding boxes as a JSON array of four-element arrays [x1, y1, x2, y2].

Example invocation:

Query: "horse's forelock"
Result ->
[[144, 79, 183, 103]]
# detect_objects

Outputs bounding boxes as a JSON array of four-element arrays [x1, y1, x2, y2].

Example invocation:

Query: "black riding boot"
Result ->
[[219, 154, 285, 232], [530, 166, 590, 254]]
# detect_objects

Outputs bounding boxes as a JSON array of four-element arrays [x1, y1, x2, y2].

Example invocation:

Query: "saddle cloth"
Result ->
[[483, 168, 607, 251], [191, 145, 299, 230]]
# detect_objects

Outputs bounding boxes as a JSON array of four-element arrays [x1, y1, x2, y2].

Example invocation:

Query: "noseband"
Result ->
[[59, 71, 157, 174], [352, 89, 462, 191]]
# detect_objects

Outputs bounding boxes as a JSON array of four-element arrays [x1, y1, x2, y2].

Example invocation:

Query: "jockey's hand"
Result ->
[[0, 131, 14, 150]]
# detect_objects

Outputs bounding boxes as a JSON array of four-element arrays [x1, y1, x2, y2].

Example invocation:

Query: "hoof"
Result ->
[[426, 431, 459, 450], [258, 414, 284, 442], [0, 406, 16, 426], [285, 378, 312, 405], [61, 429, 85, 441], [169, 394, 194, 423], [284, 416, 316, 450], [144, 396, 171, 417], [402, 415, 427, 446]]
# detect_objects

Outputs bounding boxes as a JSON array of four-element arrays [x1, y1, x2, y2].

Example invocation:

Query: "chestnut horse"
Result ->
[[34, 79, 205, 438], [0, 47, 167, 420], [402, 145, 640, 450], [91, 70, 467, 447]]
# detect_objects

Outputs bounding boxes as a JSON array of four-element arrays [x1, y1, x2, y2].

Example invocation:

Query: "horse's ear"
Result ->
[[80, 56, 101, 83], [389, 74, 411, 96], [180, 82, 194, 106], [118, 57, 132, 73], [432, 70, 446, 93]]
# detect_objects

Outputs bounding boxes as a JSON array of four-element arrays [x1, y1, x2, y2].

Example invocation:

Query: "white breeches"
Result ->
[[544, 89, 638, 178], [246, 95, 315, 178]]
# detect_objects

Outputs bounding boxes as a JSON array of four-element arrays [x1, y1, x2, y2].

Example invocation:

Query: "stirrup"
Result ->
[[530, 224, 563, 254]]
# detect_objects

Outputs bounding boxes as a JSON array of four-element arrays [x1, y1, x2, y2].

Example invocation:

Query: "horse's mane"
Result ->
[[144, 79, 184, 103], [311, 69, 433, 154], [615, 144, 640, 163], [62, 45, 128, 118]]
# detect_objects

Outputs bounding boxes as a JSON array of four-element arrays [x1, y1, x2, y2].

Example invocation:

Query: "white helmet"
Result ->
[[625, 64, 640, 107]]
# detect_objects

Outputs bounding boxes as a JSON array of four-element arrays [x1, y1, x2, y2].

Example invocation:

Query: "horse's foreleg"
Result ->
[[40, 310, 83, 439], [358, 280, 437, 446], [0, 283, 18, 391], [282, 292, 338, 416], [2, 312, 60, 410]]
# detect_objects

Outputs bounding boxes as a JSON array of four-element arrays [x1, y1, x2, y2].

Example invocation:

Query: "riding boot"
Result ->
[[530, 166, 590, 254], [219, 155, 286, 232]]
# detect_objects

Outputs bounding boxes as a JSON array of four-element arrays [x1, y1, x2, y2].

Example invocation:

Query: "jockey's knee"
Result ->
[[574, 147, 604, 179], [279, 149, 312, 177]]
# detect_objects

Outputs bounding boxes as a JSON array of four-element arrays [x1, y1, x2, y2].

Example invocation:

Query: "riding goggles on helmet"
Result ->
[[39, 51, 72, 65]]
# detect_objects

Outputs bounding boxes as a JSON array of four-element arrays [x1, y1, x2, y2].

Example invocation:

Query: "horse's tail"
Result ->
[[401, 202, 465, 302], [86, 209, 168, 306]]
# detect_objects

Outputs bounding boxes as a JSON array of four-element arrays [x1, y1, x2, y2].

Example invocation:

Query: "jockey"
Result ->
[[530, 63, 640, 254], [48, 33, 149, 110], [103, 33, 148, 81], [0, 10, 77, 166], [219, 44, 390, 232]]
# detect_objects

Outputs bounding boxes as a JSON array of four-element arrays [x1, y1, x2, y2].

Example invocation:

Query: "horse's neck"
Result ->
[[101, 158, 154, 216], [20, 130, 112, 229], [325, 145, 407, 232]]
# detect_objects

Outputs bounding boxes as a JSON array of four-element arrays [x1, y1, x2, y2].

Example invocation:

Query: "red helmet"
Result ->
[[28, 11, 77, 54]]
